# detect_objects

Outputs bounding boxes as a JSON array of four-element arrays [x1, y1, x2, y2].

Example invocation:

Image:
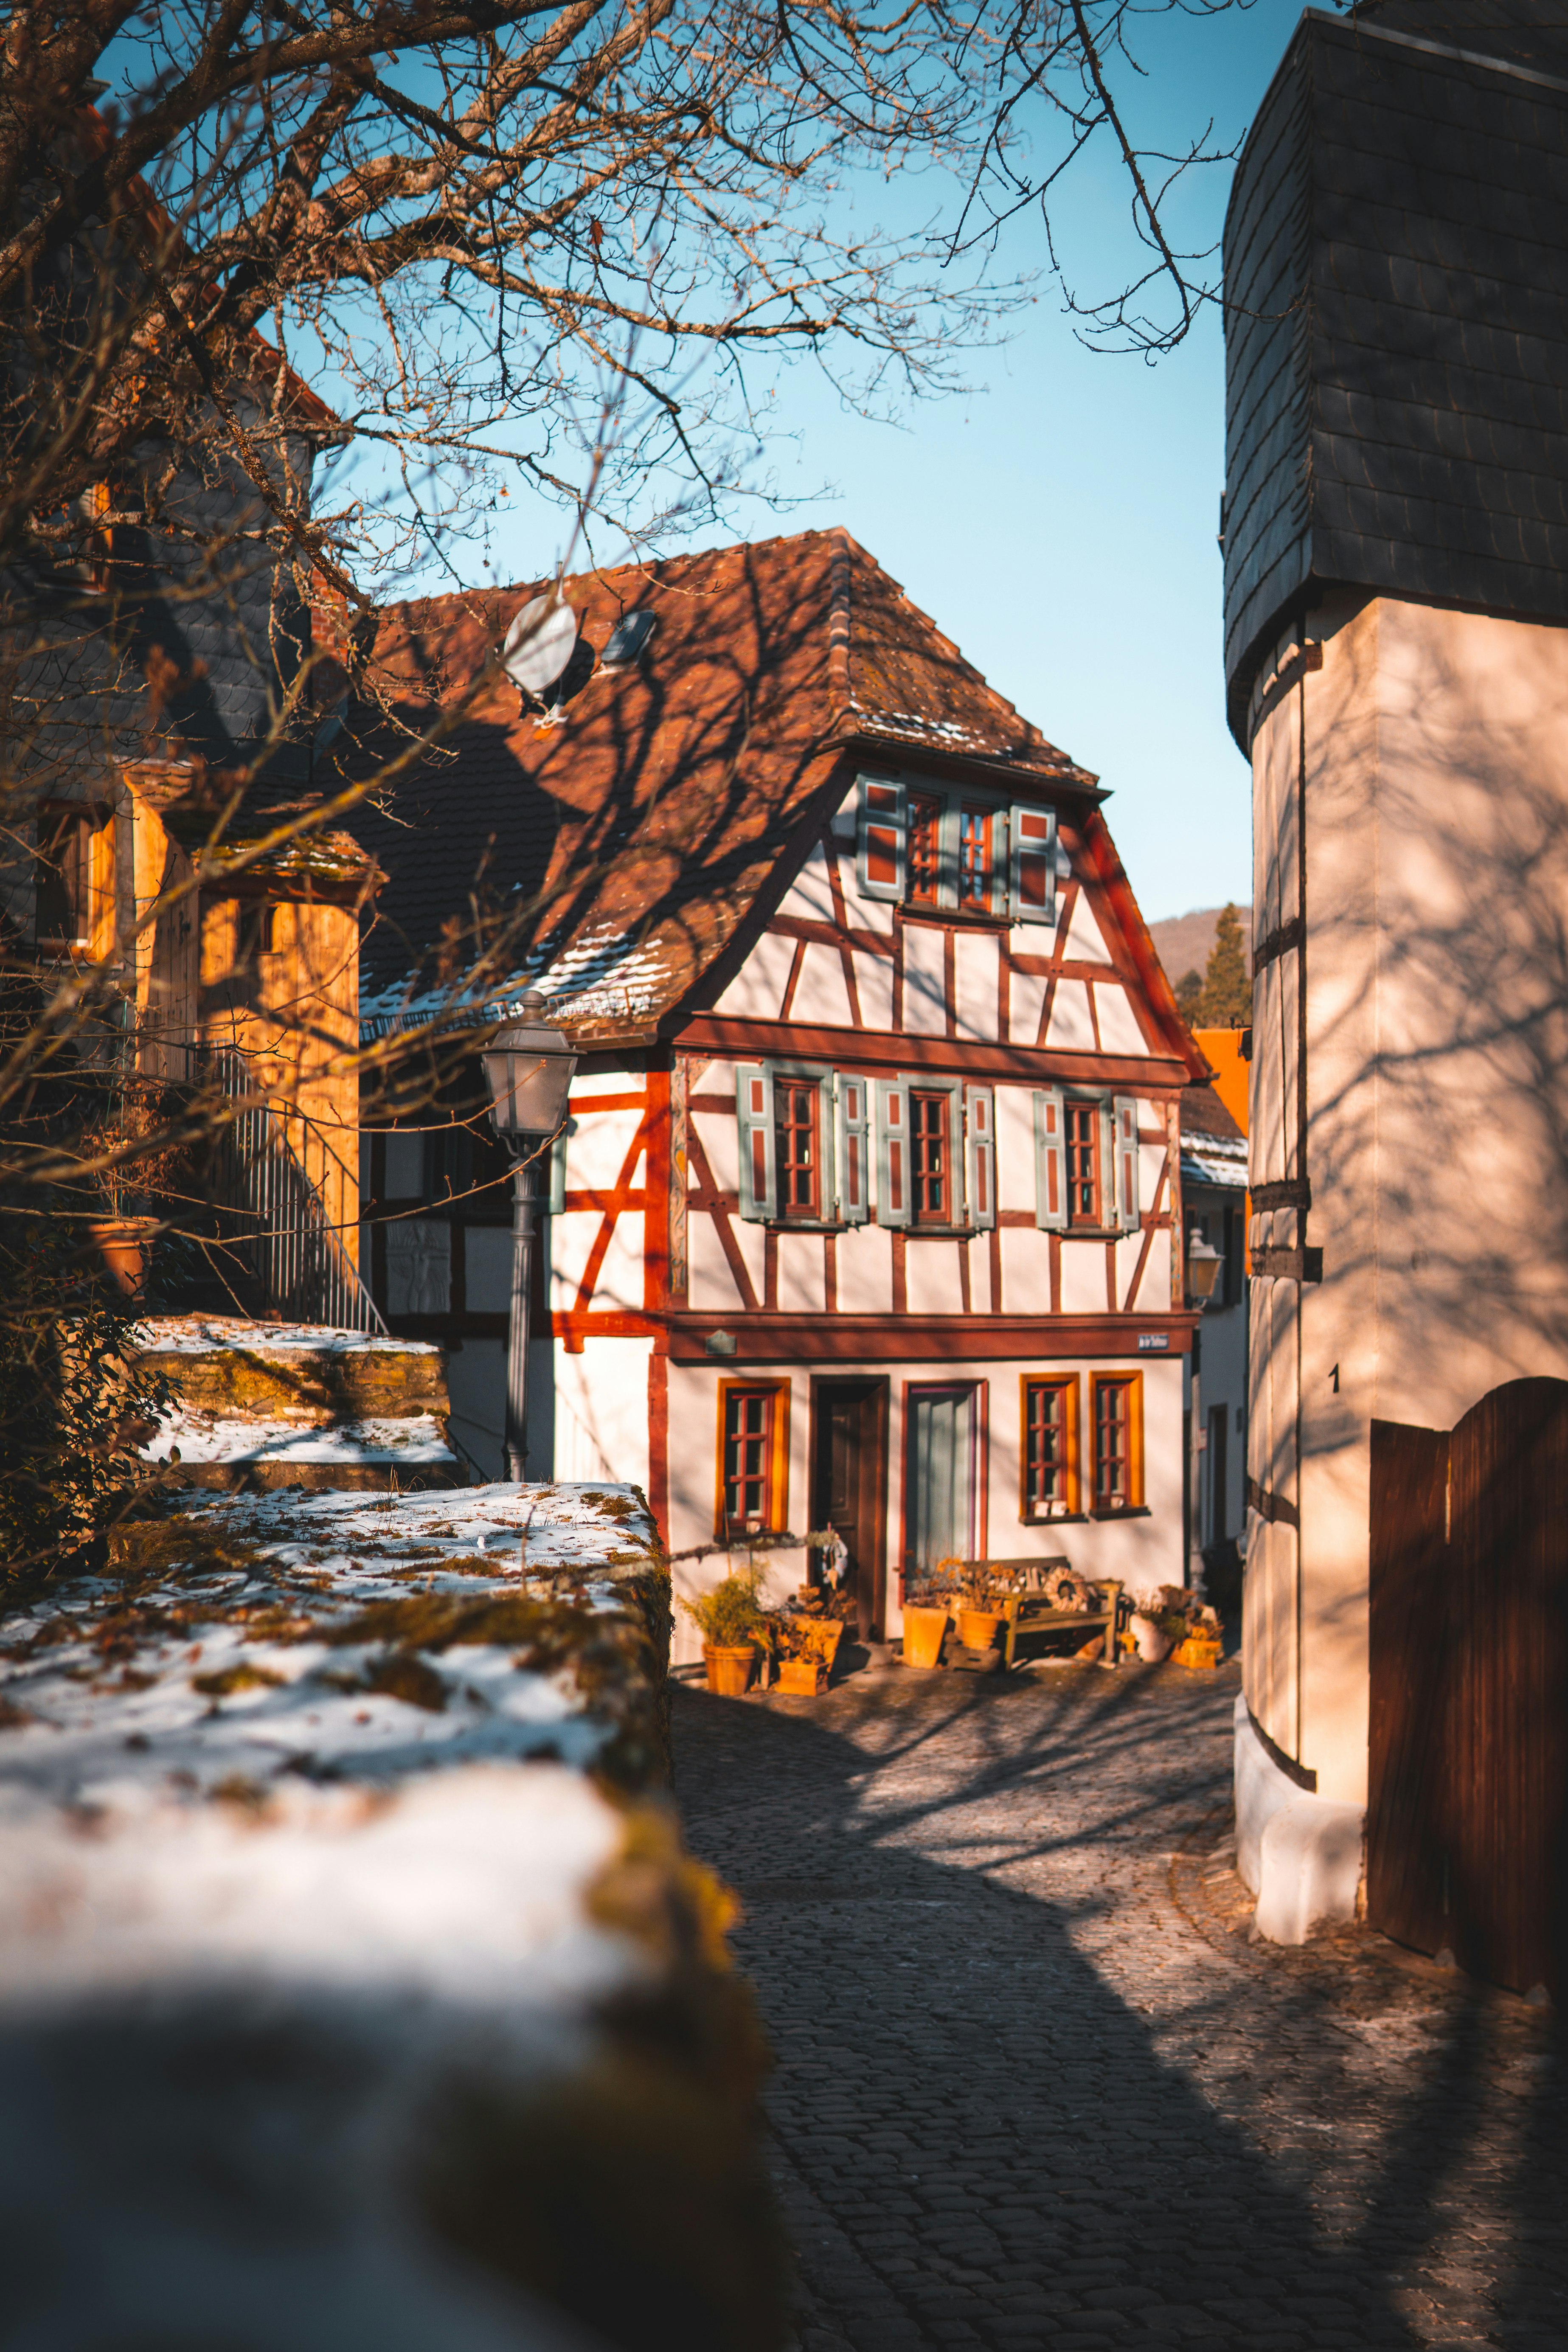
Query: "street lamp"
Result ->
[[1187, 1229, 1223, 1307], [481, 999, 577, 1481]]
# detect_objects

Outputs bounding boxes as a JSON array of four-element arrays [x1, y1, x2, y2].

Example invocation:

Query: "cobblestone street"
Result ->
[[673, 1662, 1565, 2352]]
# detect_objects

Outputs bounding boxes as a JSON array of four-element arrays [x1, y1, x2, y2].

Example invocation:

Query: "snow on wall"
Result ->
[[0, 1482, 779, 2346]]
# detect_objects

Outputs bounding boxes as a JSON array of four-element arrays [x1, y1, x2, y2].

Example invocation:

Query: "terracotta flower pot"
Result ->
[[704, 1642, 756, 1697], [956, 1608, 1005, 1652], [90, 1217, 159, 1298], [900, 1605, 949, 1670]]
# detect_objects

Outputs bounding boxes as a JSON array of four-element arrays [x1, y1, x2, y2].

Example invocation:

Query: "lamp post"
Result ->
[[481, 1002, 577, 1481]]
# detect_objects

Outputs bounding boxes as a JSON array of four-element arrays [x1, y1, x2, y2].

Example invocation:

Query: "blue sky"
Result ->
[[441, 0, 1306, 923]]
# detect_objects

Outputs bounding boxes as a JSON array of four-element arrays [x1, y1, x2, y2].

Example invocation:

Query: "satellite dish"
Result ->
[[502, 594, 577, 694]]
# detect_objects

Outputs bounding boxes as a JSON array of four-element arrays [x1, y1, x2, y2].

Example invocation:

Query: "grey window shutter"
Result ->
[[1009, 803, 1058, 926], [965, 1085, 996, 1230], [875, 1076, 911, 1228], [815, 1070, 837, 1218], [1034, 1087, 1067, 1231], [736, 1062, 776, 1221], [1113, 1096, 1141, 1232], [858, 776, 906, 903], [837, 1073, 870, 1224]]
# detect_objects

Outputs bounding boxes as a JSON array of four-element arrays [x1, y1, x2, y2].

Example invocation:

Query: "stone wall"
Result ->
[[0, 1480, 784, 2352]]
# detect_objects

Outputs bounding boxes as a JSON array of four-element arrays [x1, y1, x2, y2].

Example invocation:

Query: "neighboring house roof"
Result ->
[[333, 528, 1197, 1066], [1180, 1082, 1249, 1192]]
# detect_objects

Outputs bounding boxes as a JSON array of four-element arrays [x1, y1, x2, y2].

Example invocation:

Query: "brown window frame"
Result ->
[[1020, 1375, 1081, 1521], [1065, 1097, 1102, 1229], [716, 1378, 792, 1538], [909, 1086, 953, 1225], [773, 1075, 821, 1220], [1090, 1372, 1144, 1514], [906, 792, 943, 908]]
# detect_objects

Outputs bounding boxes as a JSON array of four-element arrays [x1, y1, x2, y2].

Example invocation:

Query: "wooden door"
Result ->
[[1368, 1385, 1568, 1998], [811, 1380, 887, 1641]]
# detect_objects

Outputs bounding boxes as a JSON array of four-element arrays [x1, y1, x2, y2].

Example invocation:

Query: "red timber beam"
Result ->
[[674, 1014, 1189, 1092], [663, 1312, 1197, 1364]]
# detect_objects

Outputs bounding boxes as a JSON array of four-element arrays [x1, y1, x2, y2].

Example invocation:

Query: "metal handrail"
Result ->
[[183, 1042, 386, 1334]]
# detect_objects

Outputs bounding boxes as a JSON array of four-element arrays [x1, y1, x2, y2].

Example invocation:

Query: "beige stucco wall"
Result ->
[[1248, 591, 1568, 1803]]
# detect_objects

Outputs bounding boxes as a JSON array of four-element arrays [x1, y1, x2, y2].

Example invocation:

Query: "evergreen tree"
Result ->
[[1175, 967, 1204, 1023], [1199, 903, 1253, 1026]]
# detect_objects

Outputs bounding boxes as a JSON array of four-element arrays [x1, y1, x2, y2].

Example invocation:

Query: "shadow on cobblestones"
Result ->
[[673, 1666, 1566, 2352]]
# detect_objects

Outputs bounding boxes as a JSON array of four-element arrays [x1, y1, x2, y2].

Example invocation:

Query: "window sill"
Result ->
[[1021, 1512, 1087, 1527], [895, 907, 1012, 933], [1089, 1504, 1151, 1520]]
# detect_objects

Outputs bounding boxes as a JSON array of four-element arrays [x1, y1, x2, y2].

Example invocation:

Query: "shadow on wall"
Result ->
[[674, 1673, 1566, 2345]]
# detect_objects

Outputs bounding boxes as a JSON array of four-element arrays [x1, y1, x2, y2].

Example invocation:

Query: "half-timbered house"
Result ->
[[348, 530, 1210, 1648]]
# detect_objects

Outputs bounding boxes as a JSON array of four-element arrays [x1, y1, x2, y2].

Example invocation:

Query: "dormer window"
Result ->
[[854, 773, 1057, 925]]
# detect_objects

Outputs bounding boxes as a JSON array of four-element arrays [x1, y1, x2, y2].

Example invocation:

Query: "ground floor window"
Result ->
[[1022, 1376, 1079, 1519], [717, 1380, 791, 1537], [1090, 1373, 1144, 1512]]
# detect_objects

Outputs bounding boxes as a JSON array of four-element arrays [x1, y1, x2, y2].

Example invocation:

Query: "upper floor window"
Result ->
[[909, 1088, 950, 1223], [958, 805, 992, 913], [1033, 1089, 1142, 1236], [774, 1077, 821, 1218], [907, 793, 942, 908], [854, 774, 1058, 925], [1065, 1099, 1100, 1227]]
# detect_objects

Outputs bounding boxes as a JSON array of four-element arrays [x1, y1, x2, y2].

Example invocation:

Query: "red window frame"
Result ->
[[1090, 1375, 1143, 1513], [958, 804, 992, 913], [909, 1088, 950, 1224], [907, 793, 942, 908], [774, 1077, 820, 1218], [717, 1381, 790, 1536], [1065, 1099, 1101, 1228], [1022, 1377, 1080, 1520]]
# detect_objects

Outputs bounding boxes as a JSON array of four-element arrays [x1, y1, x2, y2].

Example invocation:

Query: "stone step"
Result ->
[[135, 1318, 464, 1490]]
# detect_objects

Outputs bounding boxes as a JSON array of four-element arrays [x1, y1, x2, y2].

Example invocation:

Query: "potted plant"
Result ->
[[681, 1570, 767, 1695], [900, 1558, 964, 1670], [953, 1561, 1006, 1654]]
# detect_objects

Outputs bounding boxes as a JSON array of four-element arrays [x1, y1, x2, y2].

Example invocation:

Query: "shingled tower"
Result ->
[[1223, 1, 1568, 1985]]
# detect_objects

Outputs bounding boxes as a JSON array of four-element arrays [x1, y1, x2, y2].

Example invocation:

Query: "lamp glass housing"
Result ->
[[482, 1023, 577, 1141], [1186, 1234, 1223, 1304]]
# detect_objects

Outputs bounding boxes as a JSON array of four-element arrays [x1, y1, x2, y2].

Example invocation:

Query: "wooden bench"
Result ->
[[972, 1558, 1124, 1671]]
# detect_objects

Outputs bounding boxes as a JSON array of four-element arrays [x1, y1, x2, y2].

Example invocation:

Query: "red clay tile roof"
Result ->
[[335, 528, 1098, 1042]]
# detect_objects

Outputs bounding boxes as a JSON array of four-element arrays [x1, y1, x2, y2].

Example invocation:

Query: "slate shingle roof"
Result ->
[[1222, 2, 1568, 744], [336, 529, 1098, 1043]]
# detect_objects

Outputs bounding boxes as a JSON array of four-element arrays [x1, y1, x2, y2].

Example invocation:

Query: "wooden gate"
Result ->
[[1368, 1383, 1568, 1997]]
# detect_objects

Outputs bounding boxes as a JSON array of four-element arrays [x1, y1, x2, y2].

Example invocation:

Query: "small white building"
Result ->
[[350, 531, 1216, 1654]]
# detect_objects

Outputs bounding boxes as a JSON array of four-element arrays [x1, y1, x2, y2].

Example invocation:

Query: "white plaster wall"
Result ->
[[1045, 980, 1096, 1053], [663, 1352, 1186, 1659], [954, 931, 1000, 1040], [1064, 891, 1116, 967], [711, 930, 793, 1020], [1096, 984, 1148, 1056], [999, 1225, 1051, 1314], [995, 1085, 1038, 1213], [904, 1238, 966, 1315], [688, 1212, 747, 1312], [1007, 964, 1048, 1049], [1249, 592, 1568, 1806], [1058, 1238, 1109, 1315], [856, 950, 896, 1032], [837, 1220, 894, 1312], [554, 1338, 651, 1489], [901, 924, 946, 1034], [775, 1230, 826, 1312], [792, 942, 855, 1027]]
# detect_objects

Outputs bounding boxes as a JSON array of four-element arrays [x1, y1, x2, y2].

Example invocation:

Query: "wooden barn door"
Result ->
[[1368, 1384, 1568, 1998]]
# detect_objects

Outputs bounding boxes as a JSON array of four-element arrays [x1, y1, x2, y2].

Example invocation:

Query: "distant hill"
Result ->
[[1146, 904, 1254, 988]]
